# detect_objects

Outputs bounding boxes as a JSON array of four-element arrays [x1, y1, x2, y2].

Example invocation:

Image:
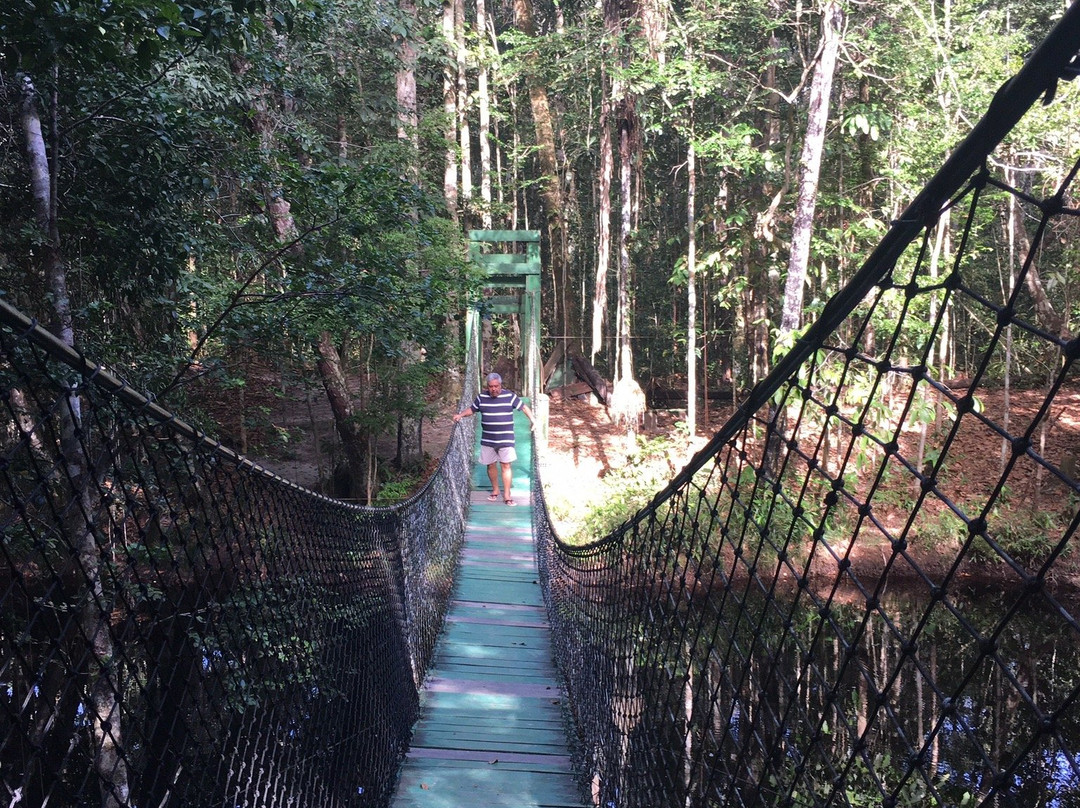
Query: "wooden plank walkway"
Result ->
[[392, 421, 587, 808]]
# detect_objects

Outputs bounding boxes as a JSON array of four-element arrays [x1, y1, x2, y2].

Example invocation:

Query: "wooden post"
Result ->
[[467, 230, 542, 400]]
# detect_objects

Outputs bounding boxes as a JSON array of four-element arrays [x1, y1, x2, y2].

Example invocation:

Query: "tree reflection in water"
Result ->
[[596, 584, 1080, 808]]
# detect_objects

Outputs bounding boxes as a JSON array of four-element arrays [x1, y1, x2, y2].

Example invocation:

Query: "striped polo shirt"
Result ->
[[472, 390, 523, 449]]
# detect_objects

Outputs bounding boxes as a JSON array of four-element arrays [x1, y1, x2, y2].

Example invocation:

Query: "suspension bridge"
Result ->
[[4, 7, 1080, 808]]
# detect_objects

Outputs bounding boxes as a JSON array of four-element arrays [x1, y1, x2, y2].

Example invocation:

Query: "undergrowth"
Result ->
[[547, 431, 686, 545]]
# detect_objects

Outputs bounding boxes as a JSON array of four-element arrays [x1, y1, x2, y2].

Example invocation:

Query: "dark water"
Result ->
[[601, 582, 1080, 807]]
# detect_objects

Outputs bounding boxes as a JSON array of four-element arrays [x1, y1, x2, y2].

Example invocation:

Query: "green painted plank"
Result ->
[[436, 642, 552, 659], [449, 610, 542, 624], [394, 766, 583, 808], [437, 647, 550, 661], [413, 720, 568, 737], [435, 651, 554, 665], [409, 726, 570, 746], [455, 579, 538, 592], [456, 563, 535, 574], [468, 229, 541, 243], [435, 657, 555, 673], [432, 665, 556, 680], [416, 690, 545, 712], [438, 636, 552, 655], [453, 582, 542, 607], [410, 729, 570, 751], [431, 670, 557, 687], [453, 567, 539, 583], [398, 755, 573, 773], [443, 610, 546, 623], [475, 256, 540, 276], [436, 651, 554, 667], [413, 711, 566, 731], [411, 712, 567, 732]]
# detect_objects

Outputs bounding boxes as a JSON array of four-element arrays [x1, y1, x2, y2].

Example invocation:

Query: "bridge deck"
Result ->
[[392, 425, 587, 807]]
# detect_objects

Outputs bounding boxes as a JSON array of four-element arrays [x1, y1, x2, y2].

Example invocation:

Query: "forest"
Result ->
[[2, 0, 1078, 503]]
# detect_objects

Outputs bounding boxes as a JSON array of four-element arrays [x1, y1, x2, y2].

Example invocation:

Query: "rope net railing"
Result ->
[[535, 10, 1080, 808], [0, 302, 477, 807]]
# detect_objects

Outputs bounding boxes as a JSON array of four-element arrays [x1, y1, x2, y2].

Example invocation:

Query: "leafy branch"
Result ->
[[157, 216, 339, 399]]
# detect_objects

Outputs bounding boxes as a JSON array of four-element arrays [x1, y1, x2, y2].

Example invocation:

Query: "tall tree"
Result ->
[[456, 0, 472, 215], [780, 0, 844, 337], [20, 74, 69, 345], [397, 0, 420, 152], [443, 0, 460, 219], [20, 69, 131, 808], [685, 121, 698, 437], [604, 0, 652, 432], [512, 0, 568, 338], [395, 0, 426, 469], [477, 0, 494, 228], [590, 9, 616, 364]]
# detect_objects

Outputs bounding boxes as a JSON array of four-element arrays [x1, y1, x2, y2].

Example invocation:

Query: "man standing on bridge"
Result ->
[[452, 372, 535, 506]]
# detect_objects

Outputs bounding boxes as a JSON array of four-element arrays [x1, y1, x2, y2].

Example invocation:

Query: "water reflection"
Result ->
[[594, 583, 1080, 808]]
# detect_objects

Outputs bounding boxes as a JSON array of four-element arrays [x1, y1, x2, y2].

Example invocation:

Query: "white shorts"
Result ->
[[480, 445, 517, 465]]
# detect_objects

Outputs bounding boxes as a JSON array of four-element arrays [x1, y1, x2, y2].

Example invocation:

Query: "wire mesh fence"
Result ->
[[0, 302, 477, 807], [535, 11, 1080, 808]]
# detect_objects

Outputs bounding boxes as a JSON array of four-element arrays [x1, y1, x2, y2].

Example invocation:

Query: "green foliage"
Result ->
[[1, 0, 479, 459], [556, 432, 685, 544], [3, 0, 1080, 484], [841, 104, 891, 142], [373, 473, 422, 505], [977, 492, 1075, 566]]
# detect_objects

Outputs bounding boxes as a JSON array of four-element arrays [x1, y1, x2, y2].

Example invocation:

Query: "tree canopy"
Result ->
[[2, 0, 1078, 493]]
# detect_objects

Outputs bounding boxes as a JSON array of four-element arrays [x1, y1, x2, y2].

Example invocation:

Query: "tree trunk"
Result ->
[[591, 71, 614, 364], [23, 72, 131, 808], [686, 135, 697, 437], [1008, 170, 1066, 337], [477, 0, 493, 228], [749, 23, 787, 383], [396, 0, 419, 157], [610, 100, 645, 440], [442, 0, 459, 219], [456, 0, 472, 212], [22, 75, 71, 344], [771, 0, 840, 474], [616, 110, 634, 384], [396, 341, 425, 469], [512, 0, 567, 338], [487, 19, 507, 224], [336, 113, 348, 162], [395, 0, 424, 466], [316, 332, 371, 501], [232, 51, 299, 262], [482, 314, 494, 376], [780, 0, 843, 336]]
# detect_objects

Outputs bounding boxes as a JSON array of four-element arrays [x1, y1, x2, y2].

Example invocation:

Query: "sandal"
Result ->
[[505, 498, 516, 506], [487, 493, 500, 501]]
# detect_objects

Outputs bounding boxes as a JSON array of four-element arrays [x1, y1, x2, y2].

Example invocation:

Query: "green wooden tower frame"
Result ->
[[466, 230, 542, 400]]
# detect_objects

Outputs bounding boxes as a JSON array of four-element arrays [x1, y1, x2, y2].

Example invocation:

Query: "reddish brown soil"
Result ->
[[225, 367, 1080, 599], [538, 387, 1080, 601]]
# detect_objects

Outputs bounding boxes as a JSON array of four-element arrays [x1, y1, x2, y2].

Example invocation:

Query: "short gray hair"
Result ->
[[485, 372, 502, 384]]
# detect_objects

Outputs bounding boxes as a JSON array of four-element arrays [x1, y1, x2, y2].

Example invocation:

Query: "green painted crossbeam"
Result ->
[[391, 416, 587, 808]]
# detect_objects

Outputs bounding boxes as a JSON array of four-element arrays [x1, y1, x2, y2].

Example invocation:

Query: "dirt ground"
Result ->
[[239, 377, 697, 515], [238, 374, 1080, 599], [508, 385, 1080, 598]]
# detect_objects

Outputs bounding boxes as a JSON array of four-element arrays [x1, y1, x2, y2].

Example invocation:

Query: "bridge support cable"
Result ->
[[534, 8, 1080, 808], [0, 298, 479, 806]]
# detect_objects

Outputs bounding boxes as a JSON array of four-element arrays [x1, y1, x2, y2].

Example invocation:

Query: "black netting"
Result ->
[[534, 11, 1080, 808], [0, 303, 477, 807]]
